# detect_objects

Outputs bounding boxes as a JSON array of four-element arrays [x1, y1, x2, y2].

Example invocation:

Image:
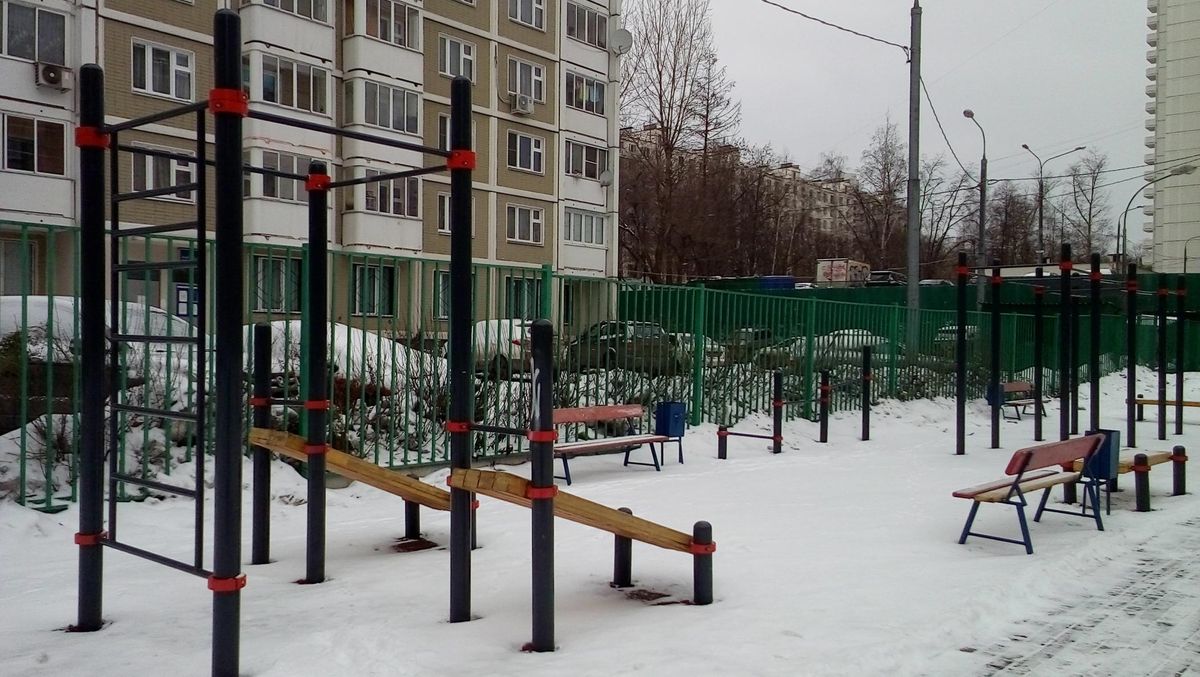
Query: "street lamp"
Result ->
[[1119, 163, 1198, 269], [1021, 144, 1086, 262], [1184, 234, 1200, 275], [963, 109, 986, 301]]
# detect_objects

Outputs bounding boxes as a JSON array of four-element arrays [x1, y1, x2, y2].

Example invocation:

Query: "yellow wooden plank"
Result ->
[[1069, 450, 1174, 474], [973, 471, 1081, 502], [1134, 399, 1200, 407]]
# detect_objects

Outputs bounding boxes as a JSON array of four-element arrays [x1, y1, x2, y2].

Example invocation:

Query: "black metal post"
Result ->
[[692, 521, 713, 605], [861, 346, 872, 441], [211, 11, 245, 677], [1157, 279, 1169, 441], [447, 76, 475, 624], [1070, 296, 1080, 435], [302, 161, 330, 584], [1176, 278, 1186, 436], [955, 252, 967, 454], [404, 500, 421, 541], [1059, 245, 1072, 441], [74, 62, 106, 633], [612, 507, 633, 588], [772, 370, 783, 454], [251, 324, 271, 565], [990, 265, 1001, 449], [818, 370, 830, 443], [1172, 445, 1187, 496], [528, 319, 555, 653], [1089, 254, 1101, 435], [717, 427, 728, 460], [1134, 453, 1150, 512], [1127, 264, 1138, 448], [1033, 267, 1045, 441]]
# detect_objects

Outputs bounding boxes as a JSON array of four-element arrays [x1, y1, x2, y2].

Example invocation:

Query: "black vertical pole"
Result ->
[[990, 264, 1001, 449], [404, 500, 421, 541], [1059, 245, 1072, 441], [692, 521, 714, 605], [861, 346, 872, 441], [1089, 254, 1101, 434], [612, 508, 633, 588], [74, 62, 106, 633], [1033, 267, 1045, 442], [771, 370, 783, 454], [955, 252, 967, 455], [818, 370, 830, 443], [1070, 296, 1080, 435], [1126, 264, 1138, 448], [1176, 277, 1186, 436], [303, 160, 330, 584], [528, 319, 555, 652], [447, 76, 475, 624], [1157, 278, 1168, 441], [210, 10, 245, 677], [716, 427, 728, 459], [1134, 453, 1151, 512], [251, 324, 271, 565]]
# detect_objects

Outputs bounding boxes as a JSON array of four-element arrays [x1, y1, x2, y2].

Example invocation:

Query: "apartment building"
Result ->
[[771, 162, 855, 234], [0, 0, 623, 330], [1144, 0, 1200, 273]]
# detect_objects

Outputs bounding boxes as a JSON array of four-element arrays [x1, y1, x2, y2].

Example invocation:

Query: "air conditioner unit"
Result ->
[[511, 93, 534, 116], [35, 62, 73, 90]]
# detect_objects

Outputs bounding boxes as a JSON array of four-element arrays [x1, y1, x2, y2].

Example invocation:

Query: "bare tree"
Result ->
[[847, 121, 908, 270], [986, 181, 1038, 264], [1059, 151, 1113, 256], [918, 157, 975, 278]]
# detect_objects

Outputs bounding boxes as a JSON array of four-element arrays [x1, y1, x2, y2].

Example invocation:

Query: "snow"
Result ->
[[2, 369, 1199, 676]]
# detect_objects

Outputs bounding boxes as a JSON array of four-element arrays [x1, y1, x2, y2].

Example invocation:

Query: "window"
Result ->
[[503, 276, 542, 319], [1, 2, 66, 64], [362, 168, 419, 217], [261, 150, 316, 202], [438, 35, 475, 80], [254, 255, 302, 312], [352, 263, 395, 316], [565, 2, 607, 49], [436, 192, 476, 234], [0, 239, 35, 295], [132, 41, 194, 101], [262, 54, 328, 114], [263, 0, 328, 22], [132, 145, 195, 201], [436, 114, 476, 152], [565, 71, 605, 115], [563, 209, 605, 245], [508, 0, 544, 30], [432, 269, 477, 319], [507, 57, 544, 103], [564, 140, 608, 180], [507, 130, 544, 173], [365, 0, 419, 48], [363, 81, 420, 134], [506, 204, 543, 244], [3, 114, 65, 175]]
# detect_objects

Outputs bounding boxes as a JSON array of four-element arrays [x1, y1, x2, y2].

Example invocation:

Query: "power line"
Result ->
[[756, 0, 910, 56], [920, 152, 1200, 197], [919, 76, 972, 177]]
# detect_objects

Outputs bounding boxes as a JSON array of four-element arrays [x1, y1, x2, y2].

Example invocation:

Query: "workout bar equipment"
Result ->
[[1089, 254, 1102, 435], [692, 521, 714, 605], [612, 508, 633, 588], [772, 370, 783, 455], [1070, 296, 1080, 435], [955, 252, 967, 455], [1034, 266, 1045, 442], [1177, 278, 1187, 437], [1126, 263, 1138, 448], [1059, 245, 1072, 442], [1134, 453, 1151, 512], [1157, 280, 1169, 442], [862, 346, 872, 441], [990, 264, 1001, 449], [528, 319, 555, 653], [304, 160, 330, 585], [818, 370, 830, 444], [251, 324, 271, 565]]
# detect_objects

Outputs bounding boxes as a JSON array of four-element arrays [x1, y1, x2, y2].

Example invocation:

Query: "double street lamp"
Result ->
[[1118, 163, 1198, 268], [1021, 144, 1086, 262]]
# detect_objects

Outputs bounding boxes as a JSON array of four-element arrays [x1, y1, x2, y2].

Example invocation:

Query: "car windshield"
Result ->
[[629, 324, 664, 337]]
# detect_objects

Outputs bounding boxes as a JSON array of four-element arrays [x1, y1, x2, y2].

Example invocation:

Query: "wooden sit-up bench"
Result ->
[[999, 381, 1048, 421], [954, 434, 1104, 554], [552, 404, 683, 485], [1135, 396, 1200, 421]]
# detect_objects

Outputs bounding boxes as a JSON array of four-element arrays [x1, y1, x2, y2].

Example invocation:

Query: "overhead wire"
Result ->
[[756, 0, 910, 55]]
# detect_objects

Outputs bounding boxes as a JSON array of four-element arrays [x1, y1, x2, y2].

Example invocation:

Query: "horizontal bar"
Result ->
[[112, 333, 204, 345], [109, 221, 201, 238], [326, 164, 448, 189], [115, 144, 204, 166], [112, 182, 201, 203], [111, 403, 198, 422], [113, 472, 199, 498], [272, 398, 304, 407], [964, 531, 1029, 547], [115, 260, 198, 273], [724, 431, 775, 441], [102, 538, 210, 578], [244, 165, 307, 182], [105, 101, 209, 133], [248, 109, 452, 157], [472, 423, 525, 437]]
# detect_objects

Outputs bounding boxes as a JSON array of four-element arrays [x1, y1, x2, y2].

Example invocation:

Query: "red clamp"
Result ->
[[863, 374, 873, 382], [1090, 271, 1102, 282], [1131, 463, 1152, 473], [991, 275, 1002, 285], [208, 88, 249, 116], [248, 396, 271, 407], [447, 149, 476, 170], [304, 444, 327, 456], [207, 574, 247, 592], [819, 385, 832, 394], [716, 428, 730, 438], [772, 399, 785, 408], [527, 429, 557, 443], [471, 499, 480, 510], [1158, 288, 1169, 297], [1127, 280, 1139, 292], [445, 420, 471, 433], [1034, 286, 1045, 296], [772, 435, 783, 443], [955, 265, 970, 277], [304, 400, 329, 411], [1060, 260, 1074, 272], [74, 126, 109, 149], [74, 531, 107, 546], [1178, 289, 1188, 298], [688, 541, 717, 555], [305, 173, 331, 192], [525, 485, 558, 500], [1171, 453, 1188, 463]]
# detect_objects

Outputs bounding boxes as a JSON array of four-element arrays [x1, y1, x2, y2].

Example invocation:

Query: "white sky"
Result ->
[[708, 0, 1148, 212]]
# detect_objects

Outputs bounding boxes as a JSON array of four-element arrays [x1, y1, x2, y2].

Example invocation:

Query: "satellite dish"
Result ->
[[599, 170, 614, 186], [610, 28, 633, 55]]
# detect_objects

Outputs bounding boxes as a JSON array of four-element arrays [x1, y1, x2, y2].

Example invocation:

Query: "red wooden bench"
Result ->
[[953, 434, 1104, 554], [552, 404, 680, 485]]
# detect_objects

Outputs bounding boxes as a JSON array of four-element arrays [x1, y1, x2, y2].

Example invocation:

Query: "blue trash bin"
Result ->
[[655, 402, 686, 438], [1084, 428, 1121, 481]]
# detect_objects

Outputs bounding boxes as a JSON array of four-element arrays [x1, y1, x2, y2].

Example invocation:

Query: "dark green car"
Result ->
[[564, 321, 686, 375]]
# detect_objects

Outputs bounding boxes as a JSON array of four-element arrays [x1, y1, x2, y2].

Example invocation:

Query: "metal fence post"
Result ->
[[1089, 253, 1102, 434], [1134, 453, 1151, 512], [302, 161, 330, 585], [1034, 266, 1045, 442], [251, 324, 271, 565], [1157, 278, 1168, 442], [692, 521, 714, 605], [716, 426, 728, 459], [1059, 245, 1072, 442], [955, 253, 967, 455], [989, 264, 1002, 449], [862, 346, 872, 441], [1176, 278, 1186, 436], [772, 370, 783, 454], [1126, 263, 1138, 447], [1171, 445, 1187, 496], [612, 507, 633, 588], [690, 285, 706, 426], [528, 319, 555, 653], [818, 370, 830, 443]]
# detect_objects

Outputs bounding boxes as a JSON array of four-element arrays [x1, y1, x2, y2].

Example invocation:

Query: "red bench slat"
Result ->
[[1004, 434, 1103, 474], [553, 404, 644, 425]]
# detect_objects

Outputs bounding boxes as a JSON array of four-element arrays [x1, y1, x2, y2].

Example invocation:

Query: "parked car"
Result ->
[[724, 327, 775, 362], [919, 278, 953, 286], [751, 329, 892, 372], [565, 321, 685, 374], [867, 270, 907, 286], [751, 336, 809, 372], [672, 333, 728, 367], [460, 318, 535, 378]]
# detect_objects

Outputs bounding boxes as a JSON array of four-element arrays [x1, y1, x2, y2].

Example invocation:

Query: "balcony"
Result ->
[[1144, 205, 1155, 217], [1148, 14, 1158, 30], [1147, 100, 1157, 114], [1148, 31, 1158, 47], [1147, 65, 1157, 81], [1146, 117, 1156, 131], [1146, 134, 1156, 149], [1146, 152, 1157, 164], [1147, 48, 1157, 64], [1143, 220, 1155, 233], [1144, 185, 1155, 199], [1148, 0, 1158, 12], [1147, 82, 1158, 97]]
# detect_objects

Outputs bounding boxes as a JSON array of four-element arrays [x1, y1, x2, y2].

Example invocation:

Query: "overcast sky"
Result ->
[[707, 0, 1149, 217]]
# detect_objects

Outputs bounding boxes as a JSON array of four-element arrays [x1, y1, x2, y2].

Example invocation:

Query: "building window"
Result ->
[[352, 263, 395, 316], [365, 0, 419, 48], [262, 54, 328, 114], [2, 114, 65, 175], [564, 140, 608, 180], [507, 0, 544, 30], [504, 276, 541, 319], [263, 0, 328, 22], [506, 204, 543, 244], [132, 145, 195, 202], [1, 2, 66, 64], [565, 2, 606, 49], [565, 71, 605, 115], [507, 57, 545, 103], [253, 255, 302, 312], [507, 130, 544, 173], [132, 40, 194, 101], [261, 150, 317, 202], [438, 35, 475, 80], [436, 192, 476, 234], [362, 168, 419, 217], [0, 239, 36, 295], [564, 209, 605, 245], [436, 114, 476, 152], [363, 81, 420, 134]]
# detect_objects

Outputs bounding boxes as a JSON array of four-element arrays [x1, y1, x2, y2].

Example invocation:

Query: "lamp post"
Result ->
[[1119, 164, 1197, 269], [964, 109, 986, 302], [1021, 144, 1086, 262]]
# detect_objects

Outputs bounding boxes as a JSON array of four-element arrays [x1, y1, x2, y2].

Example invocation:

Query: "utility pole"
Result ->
[[964, 109, 987, 303], [905, 0, 922, 353]]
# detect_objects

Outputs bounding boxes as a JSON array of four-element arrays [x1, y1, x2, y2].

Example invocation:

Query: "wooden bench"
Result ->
[[1134, 395, 1200, 421], [999, 381, 1048, 421], [552, 404, 682, 485], [954, 434, 1104, 554], [1071, 446, 1188, 512]]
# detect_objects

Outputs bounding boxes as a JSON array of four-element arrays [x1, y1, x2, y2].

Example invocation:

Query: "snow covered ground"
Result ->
[[2, 368, 1198, 676]]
